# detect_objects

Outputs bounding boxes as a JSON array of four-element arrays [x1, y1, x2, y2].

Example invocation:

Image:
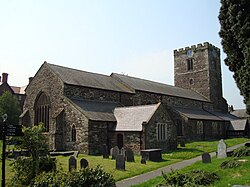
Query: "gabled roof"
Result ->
[[47, 63, 133, 94], [173, 107, 223, 121], [70, 98, 121, 122], [229, 119, 247, 131], [113, 103, 160, 131], [111, 73, 208, 102], [230, 109, 250, 118]]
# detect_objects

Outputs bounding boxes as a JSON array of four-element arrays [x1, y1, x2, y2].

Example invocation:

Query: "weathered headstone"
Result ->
[[80, 158, 89, 168], [111, 146, 119, 160], [126, 148, 135, 162], [69, 156, 77, 172], [202, 153, 211, 163], [121, 147, 126, 157], [180, 140, 185, 147], [141, 155, 146, 164], [102, 144, 109, 159], [116, 154, 125, 170], [217, 139, 227, 159]]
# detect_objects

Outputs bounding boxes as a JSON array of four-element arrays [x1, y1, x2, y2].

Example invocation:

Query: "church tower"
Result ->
[[174, 42, 227, 111]]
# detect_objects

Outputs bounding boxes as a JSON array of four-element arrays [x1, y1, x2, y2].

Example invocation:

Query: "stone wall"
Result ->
[[63, 99, 89, 154], [145, 105, 177, 151], [108, 131, 142, 154], [64, 84, 134, 105], [88, 121, 109, 155]]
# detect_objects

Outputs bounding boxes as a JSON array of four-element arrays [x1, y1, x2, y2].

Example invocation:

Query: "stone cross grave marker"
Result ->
[[69, 156, 77, 172], [217, 139, 227, 159], [80, 158, 89, 169], [126, 148, 135, 162], [111, 146, 119, 160], [102, 144, 109, 159], [202, 153, 211, 163], [116, 154, 125, 170]]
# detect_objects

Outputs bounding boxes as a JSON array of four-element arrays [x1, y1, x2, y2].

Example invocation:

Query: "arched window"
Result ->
[[35, 92, 50, 132], [72, 125, 76, 142]]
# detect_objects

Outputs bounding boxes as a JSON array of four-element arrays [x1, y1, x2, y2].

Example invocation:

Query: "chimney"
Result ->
[[29, 77, 33, 83], [228, 105, 234, 112], [2, 73, 8, 83]]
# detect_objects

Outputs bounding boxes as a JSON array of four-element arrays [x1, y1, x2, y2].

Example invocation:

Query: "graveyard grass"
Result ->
[[48, 138, 249, 181], [132, 156, 250, 187], [0, 138, 249, 184]]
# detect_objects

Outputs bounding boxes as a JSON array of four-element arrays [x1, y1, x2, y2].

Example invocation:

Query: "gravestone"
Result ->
[[141, 155, 146, 164], [111, 146, 119, 160], [116, 154, 125, 170], [102, 144, 109, 159], [69, 156, 77, 172], [217, 139, 227, 159], [80, 158, 89, 168], [202, 153, 211, 163], [126, 148, 135, 162], [121, 147, 126, 157], [180, 140, 185, 147]]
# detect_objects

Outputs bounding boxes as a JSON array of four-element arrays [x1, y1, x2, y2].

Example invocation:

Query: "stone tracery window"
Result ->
[[156, 123, 167, 141], [35, 92, 50, 132], [72, 125, 76, 142]]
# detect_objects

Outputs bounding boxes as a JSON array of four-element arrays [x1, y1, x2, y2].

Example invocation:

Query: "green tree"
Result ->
[[9, 124, 54, 187], [219, 0, 250, 113], [0, 91, 21, 124]]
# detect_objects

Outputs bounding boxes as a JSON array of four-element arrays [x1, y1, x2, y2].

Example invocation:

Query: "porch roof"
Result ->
[[113, 103, 160, 131]]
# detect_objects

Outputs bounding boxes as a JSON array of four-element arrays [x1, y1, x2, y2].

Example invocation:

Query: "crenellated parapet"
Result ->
[[173, 42, 220, 55]]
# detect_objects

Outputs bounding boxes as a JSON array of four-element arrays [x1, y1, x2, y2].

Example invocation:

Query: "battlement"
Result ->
[[173, 42, 220, 55]]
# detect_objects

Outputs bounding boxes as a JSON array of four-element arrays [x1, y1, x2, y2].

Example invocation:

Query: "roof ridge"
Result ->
[[115, 103, 160, 110], [47, 63, 111, 78]]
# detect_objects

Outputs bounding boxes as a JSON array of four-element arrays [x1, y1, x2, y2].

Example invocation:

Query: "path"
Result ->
[[116, 141, 250, 187]]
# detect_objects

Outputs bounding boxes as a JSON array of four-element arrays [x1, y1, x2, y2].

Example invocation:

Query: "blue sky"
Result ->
[[0, 0, 245, 109]]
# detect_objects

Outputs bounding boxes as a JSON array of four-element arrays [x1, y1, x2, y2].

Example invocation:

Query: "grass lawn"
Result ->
[[0, 137, 249, 185], [51, 138, 250, 181], [133, 156, 250, 187]]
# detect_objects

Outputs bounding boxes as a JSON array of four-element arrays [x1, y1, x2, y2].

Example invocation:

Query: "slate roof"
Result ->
[[111, 73, 208, 102], [113, 103, 160, 131], [229, 119, 247, 131], [230, 109, 250, 118], [173, 107, 223, 121], [70, 98, 121, 122], [208, 111, 239, 121], [47, 63, 133, 93]]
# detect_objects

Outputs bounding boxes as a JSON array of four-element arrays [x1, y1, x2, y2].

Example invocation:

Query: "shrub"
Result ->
[[31, 165, 115, 187], [232, 146, 250, 158], [220, 159, 242, 169], [161, 169, 219, 186], [8, 156, 57, 187]]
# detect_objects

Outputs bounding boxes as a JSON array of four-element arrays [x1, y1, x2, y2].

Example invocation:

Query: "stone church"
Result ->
[[20, 42, 242, 155]]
